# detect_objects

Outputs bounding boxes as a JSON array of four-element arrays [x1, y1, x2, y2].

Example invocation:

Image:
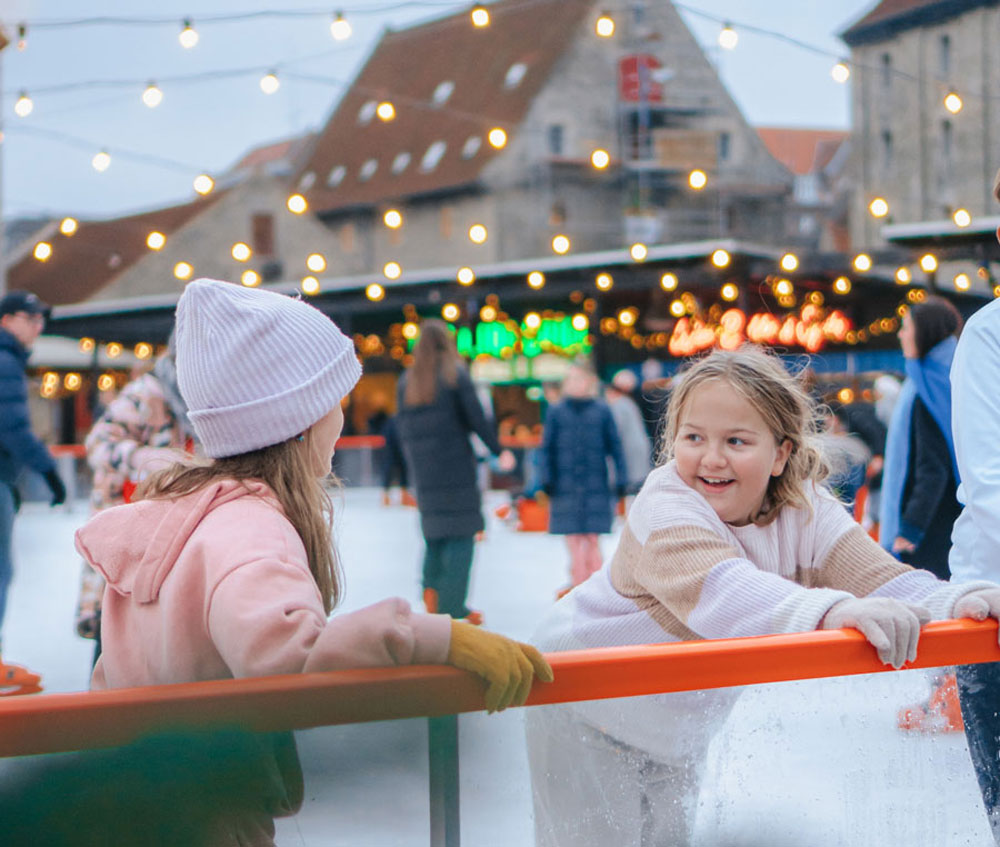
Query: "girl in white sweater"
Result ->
[[526, 345, 1000, 847]]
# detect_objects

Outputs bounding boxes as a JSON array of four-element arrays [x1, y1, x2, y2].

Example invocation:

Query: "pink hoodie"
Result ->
[[75, 480, 451, 690]]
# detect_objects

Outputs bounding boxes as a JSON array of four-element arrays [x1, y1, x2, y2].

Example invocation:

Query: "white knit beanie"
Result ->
[[175, 278, 361, 458]]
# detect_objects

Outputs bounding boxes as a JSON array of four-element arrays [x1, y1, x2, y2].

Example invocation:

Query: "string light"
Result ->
[[193, 174, 214, 195], [457, 267, 475, 285], [134, 342, 153, 360], [97, 374, 115, 392], [572, 314, 589, 331], [852, 253, 872, 272], [16, 23, 27, 51], [231, 242, 252, 261], [92, 150, 111, 172], [479, 305, 497, 322], [383, 209, 403, 229], [442, 303, 460, 321], [895, 266, 911, 284], [301, 276, 320, 295], [944, 91, 963, 114], [330, 11, 352, 41], [174, 261, 193, 280], [919, 253, 938, 273], [688, 169, 708, 190], [617, 308, 637, 327], [773, 278, 793, 297], [106, 342, 123, 358], [590, 149, 610, 169], [14, 92, 33, 118], [711, 249, 730, 268], [287, 194, 307, 214], [260, 71, 280, 94], [179, 19, 199, 49], [241, 269, 261, 287], [780, 252, 799, 272], [660, 272, 678, 291], [33, 242, 52, 262], [833, 276, 852, 294], [383, 261, 402, 279], [670, 299, 686, 317], [376, 101, 396, 121], [64, 373, 82, 391], [402, 321, 419, 338], [468, 224, 488, 244], [630, 243, 648, 262], [527, 271, 545, 289], [552, 234, 571, 254], [524, 312, 542, 330], [596, 272, 613, 291], [953, 208, 972, 227], [721, 283, 739, 302], [718, 23, 738, 50], [954, 273, 971, 291], [471, 5, 490, 27], [146, 231, 166, 250], [59, 217, 78, 236], [831, 61, 850, 83], [307, 253, 327, 272], [142, 82, 163, 108], [366, 282, 385, 301], [488, 128, 507, 149], [595, 12, 615, 37], [868, 197, 889, 218]]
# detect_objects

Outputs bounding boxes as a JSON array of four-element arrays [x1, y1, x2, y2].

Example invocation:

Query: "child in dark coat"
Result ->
[[540, 364, 627, 590]]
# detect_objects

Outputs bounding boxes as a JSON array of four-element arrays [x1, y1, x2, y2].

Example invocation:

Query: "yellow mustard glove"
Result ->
[[447, 620, 554, 713]]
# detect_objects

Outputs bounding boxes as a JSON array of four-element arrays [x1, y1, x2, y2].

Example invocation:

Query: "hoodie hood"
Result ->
[[76, 479, 277, 604]]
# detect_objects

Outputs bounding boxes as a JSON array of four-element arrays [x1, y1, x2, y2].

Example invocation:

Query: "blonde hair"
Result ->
[[404, 319, 461, 407], [659, 346, 829, 525], [136, 429, 342, 613]]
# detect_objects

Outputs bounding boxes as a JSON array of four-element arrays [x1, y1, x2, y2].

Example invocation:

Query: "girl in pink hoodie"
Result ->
[[71, 278, 551, 845]]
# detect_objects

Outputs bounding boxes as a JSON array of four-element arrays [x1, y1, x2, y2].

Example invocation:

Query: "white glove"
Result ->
[[822, 597, 931, 669], [953, 588, 1000, 645]]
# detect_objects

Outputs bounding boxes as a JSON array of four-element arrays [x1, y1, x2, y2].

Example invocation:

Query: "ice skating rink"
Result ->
[[2, 489, 993, 845]]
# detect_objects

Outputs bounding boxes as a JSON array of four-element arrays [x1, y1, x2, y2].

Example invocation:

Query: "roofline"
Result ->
[[841, 0, 993, 46], [882, 214, 1000, 242]]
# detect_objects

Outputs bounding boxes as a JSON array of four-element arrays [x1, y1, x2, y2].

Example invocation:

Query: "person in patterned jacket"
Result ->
[[526, 345, 1000, 847], [76, 341, 195, 665]]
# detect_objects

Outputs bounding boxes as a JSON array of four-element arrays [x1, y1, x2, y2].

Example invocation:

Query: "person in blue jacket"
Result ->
[[0, 290, 66, 692], [540, 363, 627, 592]]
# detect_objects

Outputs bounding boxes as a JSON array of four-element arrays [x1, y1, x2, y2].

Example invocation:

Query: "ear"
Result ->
[[771, 438, 793, 477]]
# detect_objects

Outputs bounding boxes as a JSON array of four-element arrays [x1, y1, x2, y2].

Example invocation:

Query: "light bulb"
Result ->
[[179, 19, 199, 49], [688, 169, 707, 190], [780, 253, 799, 272], [591, 149, 610, 169], [260, 72, 280, 95], [552, 234, 571, 254], [831, 62, 850, 83], [142, 82, 163, 108], [630, 243, 648, 262], [232, 242, 252, 262], [383, 261, 402, 280], [953, 208, 972, 227], [174, 262, 193, 280], [944, 91, 963, 114], [193, 174, 214, 195], [146, 231, 166, 250], [468, 224, 488, 244], [60, 217, 78, 236], [301, 276, 320, 295], [14, 92, 33, 118], [366, 283, 385, 301], [330, 12, 352, 41], [241, 269, 261, 287], [376, 101, 395, 121], [92, 150, 111, 172], [718, 24, 738, 50], [33, 242, 52, 261], [853, 253, 872, 272], [383, 209, 403, 229], [711, 249, 730, 268], [471, 5, 490, 27], [488, 127, 508, 149], [287, 194, 308, 214], [527, 271, 545, 289], [595, 13, 615, 37], [869, 197, 889, 218], [660, 272, 678, 291], [307, 253, 326, 272], [457, 267, 475, 286]]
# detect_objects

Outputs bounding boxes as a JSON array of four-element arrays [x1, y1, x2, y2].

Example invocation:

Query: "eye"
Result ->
[[683, 432, 702, 443], [728, 437, 747, 446]]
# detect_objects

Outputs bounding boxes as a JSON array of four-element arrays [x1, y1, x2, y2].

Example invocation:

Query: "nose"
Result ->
[[701, 440, 727, 468]]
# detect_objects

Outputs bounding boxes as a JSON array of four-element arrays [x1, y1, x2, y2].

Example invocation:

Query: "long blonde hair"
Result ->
[[136, 430, 342, 613], [403, 319, 460, 406], [660, 346, 829, 525]]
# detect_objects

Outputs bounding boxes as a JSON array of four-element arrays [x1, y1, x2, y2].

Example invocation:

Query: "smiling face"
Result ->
[[673, 378, 792, 525]]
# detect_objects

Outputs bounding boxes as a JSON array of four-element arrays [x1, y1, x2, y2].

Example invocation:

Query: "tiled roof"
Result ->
[[6, 194, 221, 306], [229, 133, 315, 173], [296, 0, 594, 213], [756, 127, 848, 176], [841, 0, 978, 43]]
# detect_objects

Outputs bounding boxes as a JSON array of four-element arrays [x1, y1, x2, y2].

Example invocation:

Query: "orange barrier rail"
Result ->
[[1, 619, 997, 759]]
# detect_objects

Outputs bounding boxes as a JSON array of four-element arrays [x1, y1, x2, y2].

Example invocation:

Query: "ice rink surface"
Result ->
[[2, 489, 994, 845]]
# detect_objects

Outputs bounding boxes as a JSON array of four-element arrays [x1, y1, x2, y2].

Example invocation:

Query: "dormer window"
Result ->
[[432, 80, 455, 106], [392, 152, 411, 174], [327, 165, 346, 187], [504, 62, 527, 89], [462, 136, 482, 159], [298, 171, 316, 190], [358, 100, 377, 124], [359, 159, 378, 181], [421, 140, 447, 172]]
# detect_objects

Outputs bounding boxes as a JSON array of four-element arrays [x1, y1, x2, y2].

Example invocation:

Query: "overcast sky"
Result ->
[[0, 0, 875, 221]]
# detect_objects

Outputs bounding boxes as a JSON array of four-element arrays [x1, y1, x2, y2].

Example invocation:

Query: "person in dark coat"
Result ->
[[0, 290, 66, 690], [396, 320, 514, 621], [540, 364, 627, 591]]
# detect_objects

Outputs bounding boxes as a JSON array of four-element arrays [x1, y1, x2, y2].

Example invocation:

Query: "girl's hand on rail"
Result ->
[[954, 588, 1000, 645], [446, 621, 554, 713], [821, 597, 931, 669]]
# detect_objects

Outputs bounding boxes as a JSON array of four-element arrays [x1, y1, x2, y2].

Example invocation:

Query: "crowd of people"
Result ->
[[0, 174, 998, 845]]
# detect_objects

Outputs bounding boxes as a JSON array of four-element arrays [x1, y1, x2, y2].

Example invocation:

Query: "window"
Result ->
[[880, 130, 893, 171], [462, 136, 482, 159], [358, 100, 377, 124], [880, 53, 892, 90], [942, 119, 953, 159], [548, 124, 564, 156], [391, 152, 411, 174], [717, 132, 731, 162], [359, 159, 378, 181], [298, 171, 316, 190], [432, 80, 454, 105], [327, 165, 346, 187], [340, 222, 355, 254], [440, 206, 454, 238], [421, 140, 447, 172], [252, 213, 275, 257], [939, 34, 951, 78], [549, 201, 567, 226], [504, 62, 527, 89]]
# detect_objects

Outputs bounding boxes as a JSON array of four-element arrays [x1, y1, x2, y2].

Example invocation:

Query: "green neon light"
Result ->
[[410, 318, 590, 359]]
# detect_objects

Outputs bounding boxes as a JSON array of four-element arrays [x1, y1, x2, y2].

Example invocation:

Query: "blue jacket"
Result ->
[[0, 328, 56, 487], [541, 397, 627, 535]]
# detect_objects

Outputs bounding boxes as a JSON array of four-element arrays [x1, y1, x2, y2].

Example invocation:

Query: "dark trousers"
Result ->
[[957, 662, 1000, 843], [422, 536, 475, 618]]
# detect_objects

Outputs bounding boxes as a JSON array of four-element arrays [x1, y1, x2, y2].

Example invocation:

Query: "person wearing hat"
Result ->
[[72, 279, 552, 841], [0, 289, 66, 693]]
